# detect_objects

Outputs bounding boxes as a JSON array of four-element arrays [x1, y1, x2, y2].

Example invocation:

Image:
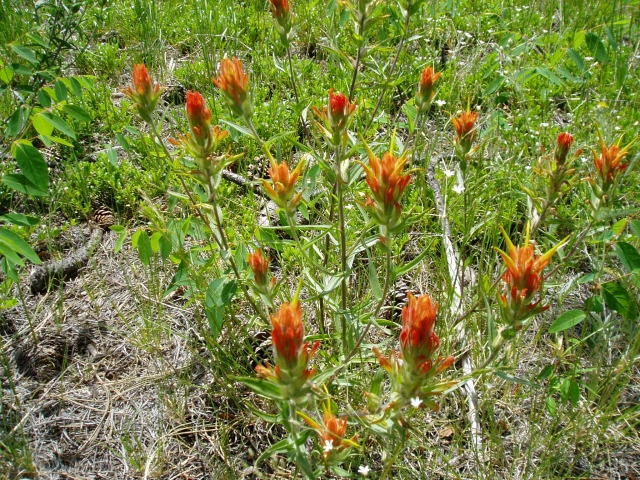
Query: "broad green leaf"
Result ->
[[33, 112, 54, 136], [538, 364, 554, 380], [14, 142, 49, 191], [158, 235, 172, 261], [62, 104, 92, 122], [207, 277, 237, 308], [2, 173, 48, 196], [69, 77, 83, 98], [5, 106, 27, 138], [601, 282, 630, 318], [0, 66, 13, 83], [0, 243, 25, 266], [577, 272, 597, 284], [567, 49, 584, 72], [233, 376, 283, 401], [136, 230, 151, 266], [484, 75, 506, 95], [41, 113, 76, 139], [612, 218, 627, 235], [0, 213, 40, 226], [630, 220, 640, 239], [585, 32, 607, 64], [549, 310, 586, 333], [546, 396, 557, 416], [11, 45, 38, 64], [1, 257, 19, 282], [205, 304, 224, 337], [0, 227, 41, 263], [605, 25, 618, 51], [110, 225, 127, 254], [568, 379, 580, 406], [234, 242, 247, 272], [615, 242, 640, 273], [536, 67, 564, 86], [585, 295, 604, 313], [54, 79, 68, 101]]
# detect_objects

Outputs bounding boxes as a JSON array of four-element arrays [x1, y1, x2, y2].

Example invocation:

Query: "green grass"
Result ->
[[1, 0, 639, 478]]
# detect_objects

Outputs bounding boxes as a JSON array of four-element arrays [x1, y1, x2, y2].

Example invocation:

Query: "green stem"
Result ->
[[348, 13, 367, 101], [364, 13, 411, 133], [336, 145, 349, 351]]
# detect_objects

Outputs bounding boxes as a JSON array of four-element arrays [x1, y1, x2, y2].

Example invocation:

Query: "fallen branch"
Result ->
[[221, 169, 270, 199], [29, 227, 104, 294], [426, 161, 482, 454]]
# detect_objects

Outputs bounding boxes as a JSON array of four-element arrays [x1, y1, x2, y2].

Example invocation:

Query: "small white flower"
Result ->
[[584, 56, 594, 61], [443, 168, 455, 177], [411, 397, 423, 408], [452, 183, 465, 194], [540, 122, 549, 127], [323, 439, 334, 453], [358, 465, 371, 476], [435, 99, 446, 107]]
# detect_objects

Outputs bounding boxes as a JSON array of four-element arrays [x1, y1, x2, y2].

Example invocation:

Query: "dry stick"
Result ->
[[426, 161, 482, 454]]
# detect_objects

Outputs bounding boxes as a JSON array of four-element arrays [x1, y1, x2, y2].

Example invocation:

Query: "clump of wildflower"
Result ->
[[261, 158, 305, 214], [452, 110, 479, 159], [415, 66, 441, 113], [373, 292, 455, 410], [588, 132, 634, 202], [213, 57, 253, 119], [494, 224, 567, 339], [121, 64, 162, 123], [169, 91, 230, 161], [255, 292, 319, 400], [298, 401, 359, 467], [358, 134, 410, 238], [248, 249, 276, 298], [269, 0, 293, 44], [313, 88, 357, 150]]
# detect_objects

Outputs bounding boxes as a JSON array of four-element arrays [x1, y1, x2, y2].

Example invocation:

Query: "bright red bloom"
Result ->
[[555, 132, 573, 164], [452, 110, 478, 156], [416, 66, 440, 112], [184, 91, 213, 144], [270, 0, 290, 18], [213, 57, 252, 117], [359, 138, 410, 232], [269, 0, 293, 38], [261, 158, 305, 212], [312, 88, 356, 148], [121, 64, 162, 121], [248, 249, 275, 293], [400, 292, 440, 374], [271, 300, 304, 368]]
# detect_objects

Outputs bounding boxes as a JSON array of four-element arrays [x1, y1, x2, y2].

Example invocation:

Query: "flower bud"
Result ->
[[213, 57, 253, 118], [415, 66, 440, 113], [121, 64, 162, 123]]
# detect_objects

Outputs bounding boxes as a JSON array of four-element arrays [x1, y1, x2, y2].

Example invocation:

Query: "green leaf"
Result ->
[[568, 379, 580, 406], [136, 230, 152, 266], [585, 295, 604, 313], [14, 142, 49, 191], [630, 220, 640, 239], [0, 227, 41, 263], [110, 225, 127, 254], [40, 113, 76, 139], [549, 310, 586, 333], [234, 242, 247, 272], [1, 257, 19, 282], [601, 282, 630, 317], [0, 66, 14, 83], [11, 45, 38, 64], [585, 32, 608, 64], [538, 364, 554, 380], [0, 213, 40, 227], [604, 25, 618, 51], [256, 437, 291, 465], [5, 106, 27, 138], [54, 79, 68, 101], [484, 75, 506, 95], [158, 235, 172, 261], [207, 277, 237, 308], [69, 77, 83, 99], [33, 112, 54, 136], [546, 396, 557, 416], [615, 242, 640, 273], [612, 218, 627, 235], [233, 376, 282, 401], [495, 371, 540, 388], [567, 49, 584, 72], [0, 243, 25, 266], [536, 67, 564, 86], [37, 89, 51, 108], [2, 174, 48, 196], [205, 305, 225, 337], [577, 272, 597, 284], [62, 104, 92, 122], [367, 248, 382, 301], [220, 119, 253, 138]]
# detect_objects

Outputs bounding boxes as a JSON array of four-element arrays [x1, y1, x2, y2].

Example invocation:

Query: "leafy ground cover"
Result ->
[[1, 0, 640, 478]]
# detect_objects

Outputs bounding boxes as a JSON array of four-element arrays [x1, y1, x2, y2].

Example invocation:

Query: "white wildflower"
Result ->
[[453, 183, 465, 194], [411, 397, 423, 408], [358, 465, 371, 476], [443, 168, 455, 177], [323, 439, 334, 453], [435, 99, 446, 107]]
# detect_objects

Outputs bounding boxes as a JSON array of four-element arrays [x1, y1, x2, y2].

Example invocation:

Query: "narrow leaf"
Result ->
[[0, 227, 41, 263]]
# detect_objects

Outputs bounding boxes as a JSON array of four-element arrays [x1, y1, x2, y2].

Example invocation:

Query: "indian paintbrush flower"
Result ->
[[269, 0, 293, 43], [213, 57, 253, 119], [121, 64, 162, 124], [255, 293, 319, 400], [261, 158, 305, 213], [372, 292, 455, 410], [415, 66, 441, 113], [494, 224, 567, 337], [298, 401, 359, 467], [555, 132, 574, 165], [358, 134, 410, 237], [589, 132, 634, 200], [248, 249, 276, 297], [452, 110, 479, 159], [313, 88, 356, 150]]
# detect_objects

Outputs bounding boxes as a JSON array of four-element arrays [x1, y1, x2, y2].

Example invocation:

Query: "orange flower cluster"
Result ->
[[248, 249, 276, 297], [299, 402, 359, 466], [213, 57, 252, 118], [313, 88, 356, 149], [169, 91, 229, 164], [415, 66, 440, 113], [359, 138, 410, 235], [591, 134, 632, 196], [373, 292, 455, 407], [495, 225, 566, 335], [261, 158, 305, 213], [256, 297, 320, 400], [121, 64, 162, 123], [269, 0, 293, 43], [452, 110, 478, 158]]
